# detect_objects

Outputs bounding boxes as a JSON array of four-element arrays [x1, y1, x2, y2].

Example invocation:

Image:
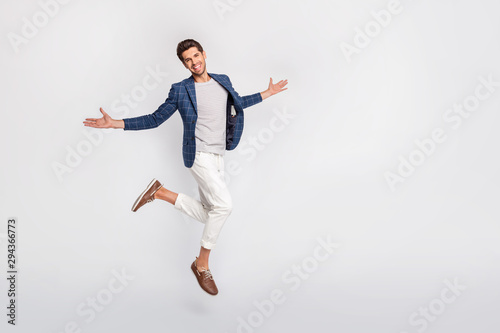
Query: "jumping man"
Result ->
[[83, 39, 288, 295]]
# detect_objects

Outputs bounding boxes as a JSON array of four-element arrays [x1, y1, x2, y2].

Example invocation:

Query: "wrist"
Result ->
[[261, 89, 272, 100], [112, 119, 125, 129]]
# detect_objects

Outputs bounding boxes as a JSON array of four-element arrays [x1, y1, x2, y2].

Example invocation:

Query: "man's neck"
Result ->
[[193, 71, 211, 83]]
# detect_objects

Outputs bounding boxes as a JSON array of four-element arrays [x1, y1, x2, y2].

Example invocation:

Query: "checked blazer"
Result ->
[[123, 73, 262, 168]]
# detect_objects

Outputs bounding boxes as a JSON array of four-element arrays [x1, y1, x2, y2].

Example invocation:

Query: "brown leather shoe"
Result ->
[[131, 179, 162, 212], [191, 257, 218, 295]]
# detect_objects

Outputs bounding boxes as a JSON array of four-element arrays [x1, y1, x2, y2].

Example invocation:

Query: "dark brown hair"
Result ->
[[176, 39, 204, 62]]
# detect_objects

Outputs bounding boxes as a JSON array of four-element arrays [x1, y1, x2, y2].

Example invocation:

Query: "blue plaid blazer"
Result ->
[[123, 73, 262, 168]]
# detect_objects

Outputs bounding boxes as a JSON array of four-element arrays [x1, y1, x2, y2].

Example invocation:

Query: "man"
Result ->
[[83, 39, 288, 295]]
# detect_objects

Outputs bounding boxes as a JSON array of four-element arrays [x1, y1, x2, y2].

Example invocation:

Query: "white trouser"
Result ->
[[174, 151, 232, 249]]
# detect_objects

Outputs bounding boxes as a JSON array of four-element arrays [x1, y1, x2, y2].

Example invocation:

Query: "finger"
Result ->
[[269, 77, 273, 85], [85, 118, 98, 122], [100, 107, 109, 117]]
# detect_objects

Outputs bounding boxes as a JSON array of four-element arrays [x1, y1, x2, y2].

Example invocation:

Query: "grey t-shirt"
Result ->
[[194, 78, 229, 155]]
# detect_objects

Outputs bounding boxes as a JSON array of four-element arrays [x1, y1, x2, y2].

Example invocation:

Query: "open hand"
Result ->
[[267, 78, 288, 95], [83, 108, 122, 129], [261, 78, 288, 100]]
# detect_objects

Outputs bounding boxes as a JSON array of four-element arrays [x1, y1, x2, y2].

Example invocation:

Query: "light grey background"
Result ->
[[1, 0, 499, 332]]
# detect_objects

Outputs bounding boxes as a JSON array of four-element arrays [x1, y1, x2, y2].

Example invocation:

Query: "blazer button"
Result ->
[[191, 137, 194, 140], [192, 120, 195, 124]]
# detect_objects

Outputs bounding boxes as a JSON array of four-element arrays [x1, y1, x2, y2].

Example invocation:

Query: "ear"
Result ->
[[203, 50, 207, 59]]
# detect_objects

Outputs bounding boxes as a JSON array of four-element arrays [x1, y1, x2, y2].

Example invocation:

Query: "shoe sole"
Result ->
[[131, 178, 158, 212]]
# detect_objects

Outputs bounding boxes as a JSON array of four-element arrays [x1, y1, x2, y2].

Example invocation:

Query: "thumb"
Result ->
[[100, 107, 109, 117], [269, 77, 273, 85]]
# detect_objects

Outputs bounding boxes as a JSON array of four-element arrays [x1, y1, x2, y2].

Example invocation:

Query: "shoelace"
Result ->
[[147, 187, 160, 203], [197, 265, 213, 280], [202, 270, 213, 280], [147, 193, 157, 203]]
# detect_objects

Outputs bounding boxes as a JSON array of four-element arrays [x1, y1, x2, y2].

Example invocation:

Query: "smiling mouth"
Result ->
[[193, 64, 202, 71]]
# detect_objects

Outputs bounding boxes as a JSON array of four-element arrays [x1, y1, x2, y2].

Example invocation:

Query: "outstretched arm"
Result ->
[[260, 78, 288, 100], [83, 85, 178, 131], [83, 108, 124, 129]]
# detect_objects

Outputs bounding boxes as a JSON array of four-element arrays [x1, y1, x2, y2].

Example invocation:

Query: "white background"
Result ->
[[1, 0, 499, 332]]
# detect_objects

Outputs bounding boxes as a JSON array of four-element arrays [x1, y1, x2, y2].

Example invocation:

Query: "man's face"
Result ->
[[181, 47, 207, 76]]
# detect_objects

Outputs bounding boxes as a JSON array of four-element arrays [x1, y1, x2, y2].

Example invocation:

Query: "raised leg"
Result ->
[[154, 186, 178, 205]]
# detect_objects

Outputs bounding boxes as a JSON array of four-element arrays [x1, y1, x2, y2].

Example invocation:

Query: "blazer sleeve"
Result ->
[[123, 85, 178, 130], [240, 92, 263, 109], [225, 75, 263, 109]]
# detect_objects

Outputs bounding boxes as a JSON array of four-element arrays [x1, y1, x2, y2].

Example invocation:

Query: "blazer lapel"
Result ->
[[185, 74, 233, 115], [209, 73, 237, 116], [185, 76, 197, 114], [210, 73, 231, 92]]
